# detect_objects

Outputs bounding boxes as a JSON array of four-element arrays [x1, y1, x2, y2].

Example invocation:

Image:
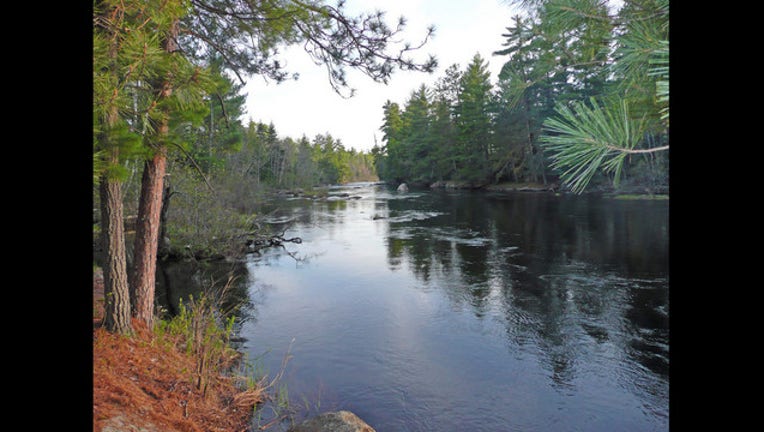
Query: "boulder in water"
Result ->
[[288, 410, 375, 432], [396, 183, 409, 192]]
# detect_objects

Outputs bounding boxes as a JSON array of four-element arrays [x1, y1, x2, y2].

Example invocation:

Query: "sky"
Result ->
[[238, 0, 523, 152]]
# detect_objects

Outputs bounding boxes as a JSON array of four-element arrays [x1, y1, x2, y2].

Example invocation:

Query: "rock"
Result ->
[[288, 411, 376, 432], [102, 415, 158, 432], [396, 183, 409, 192]]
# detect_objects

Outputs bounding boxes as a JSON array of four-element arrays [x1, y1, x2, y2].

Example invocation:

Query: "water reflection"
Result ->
[[381, 189, 669, 386], [238, 184, 668, 431], [155, 259, 256, 327]]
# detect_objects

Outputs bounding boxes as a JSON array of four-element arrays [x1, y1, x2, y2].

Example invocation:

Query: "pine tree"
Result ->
[[401, 85, 433, 183], [188, 58, 247, 176], [454, 53, 494, 184], [94, 0, 166, 334], [131, 0, 214, 327], [430, 64, 462, 180], [379, 100, 405, 181], [502, 0, 671, 193], [294, 135, 319, 187]]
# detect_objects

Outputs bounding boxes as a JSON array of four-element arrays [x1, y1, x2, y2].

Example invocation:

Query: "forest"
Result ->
[[373, 0, 668, 193]]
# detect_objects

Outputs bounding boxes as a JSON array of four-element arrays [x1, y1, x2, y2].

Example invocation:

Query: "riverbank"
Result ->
[[396, 180, 668, 196], [92, 268, 263, 432]]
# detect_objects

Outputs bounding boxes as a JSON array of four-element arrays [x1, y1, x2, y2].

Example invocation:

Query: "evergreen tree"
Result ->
[[492, 78, 530, 182], [131, 0, 214, 327], [430, 64, 462, 180], [400, 85, 433, 183], [501, 0, 670, 192], [188, 58, 247, 176], [94, 0, 167, 334], [379, 100, 405, 181], [370, 140, 387, 181], [454, 53, 494, 184], [294, 135, 319, 187], [493, 16, 549, 183], [429, 97, 459, 180]]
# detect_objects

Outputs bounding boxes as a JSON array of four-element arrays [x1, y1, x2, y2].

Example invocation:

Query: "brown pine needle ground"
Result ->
[[93, 269, 264, 432]]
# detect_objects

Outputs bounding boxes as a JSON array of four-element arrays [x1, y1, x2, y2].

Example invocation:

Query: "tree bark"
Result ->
[[131, 148, 167, 326], [99, 7, 132, 334], [130, 19, 178, 327], [100, 159, 133, 335]]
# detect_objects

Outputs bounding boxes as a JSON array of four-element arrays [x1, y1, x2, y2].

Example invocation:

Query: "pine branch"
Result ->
[[540, 97, 666, 193], [214, 92, 231, 128]]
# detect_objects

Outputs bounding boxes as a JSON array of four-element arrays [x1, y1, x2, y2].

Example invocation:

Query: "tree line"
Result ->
[[94, 0, 668, 336], [372, 0, 669, 193], [94, 0, 436, 335]]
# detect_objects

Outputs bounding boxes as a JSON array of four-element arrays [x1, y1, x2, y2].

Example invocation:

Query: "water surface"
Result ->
[[230, 183, 668, 431]]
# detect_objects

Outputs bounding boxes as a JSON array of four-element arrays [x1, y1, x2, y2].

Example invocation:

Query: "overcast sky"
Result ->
[[239, 0, 523, 152]]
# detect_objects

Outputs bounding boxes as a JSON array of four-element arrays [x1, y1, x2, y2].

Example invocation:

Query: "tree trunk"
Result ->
[[100, 162, 133, 335], [130, 19, 178, 327], [131, 148, 167, 326]]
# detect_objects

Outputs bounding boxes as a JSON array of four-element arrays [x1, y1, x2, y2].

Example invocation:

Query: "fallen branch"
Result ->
[[242, 218, 303, 256]]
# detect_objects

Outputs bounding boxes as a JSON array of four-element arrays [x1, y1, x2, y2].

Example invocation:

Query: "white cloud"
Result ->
[[240, 0, 522, 152]]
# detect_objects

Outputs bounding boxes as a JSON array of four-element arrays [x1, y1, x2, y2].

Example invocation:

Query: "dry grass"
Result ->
[[93, 264, 266, 432], [93, 318, 263, 432]]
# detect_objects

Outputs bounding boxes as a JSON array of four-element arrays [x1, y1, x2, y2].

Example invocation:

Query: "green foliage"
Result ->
[[649, 40, 669, 124], [428, 98, 459, 179], [95, 0, 435, 187], [611, 0, 669, 126], [156, 291, 239, 395], [93, 1, 163, 183], [401, 85, 434, 182], [312, 133, 350, 184], [379, 100, 405, 181], [541, 97, 647, 193], [376, 55, 497, 185], [178, 60, 247, 176], [373, 1, 668, 193], [453, 54, 494, 183], [529, 0, 669, 192]]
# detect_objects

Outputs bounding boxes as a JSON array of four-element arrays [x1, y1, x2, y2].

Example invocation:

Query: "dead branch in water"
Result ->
[[242, 223, 302, 254]]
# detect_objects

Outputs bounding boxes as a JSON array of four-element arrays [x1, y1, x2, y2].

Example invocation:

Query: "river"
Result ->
[[162, 182, 669, 431]]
